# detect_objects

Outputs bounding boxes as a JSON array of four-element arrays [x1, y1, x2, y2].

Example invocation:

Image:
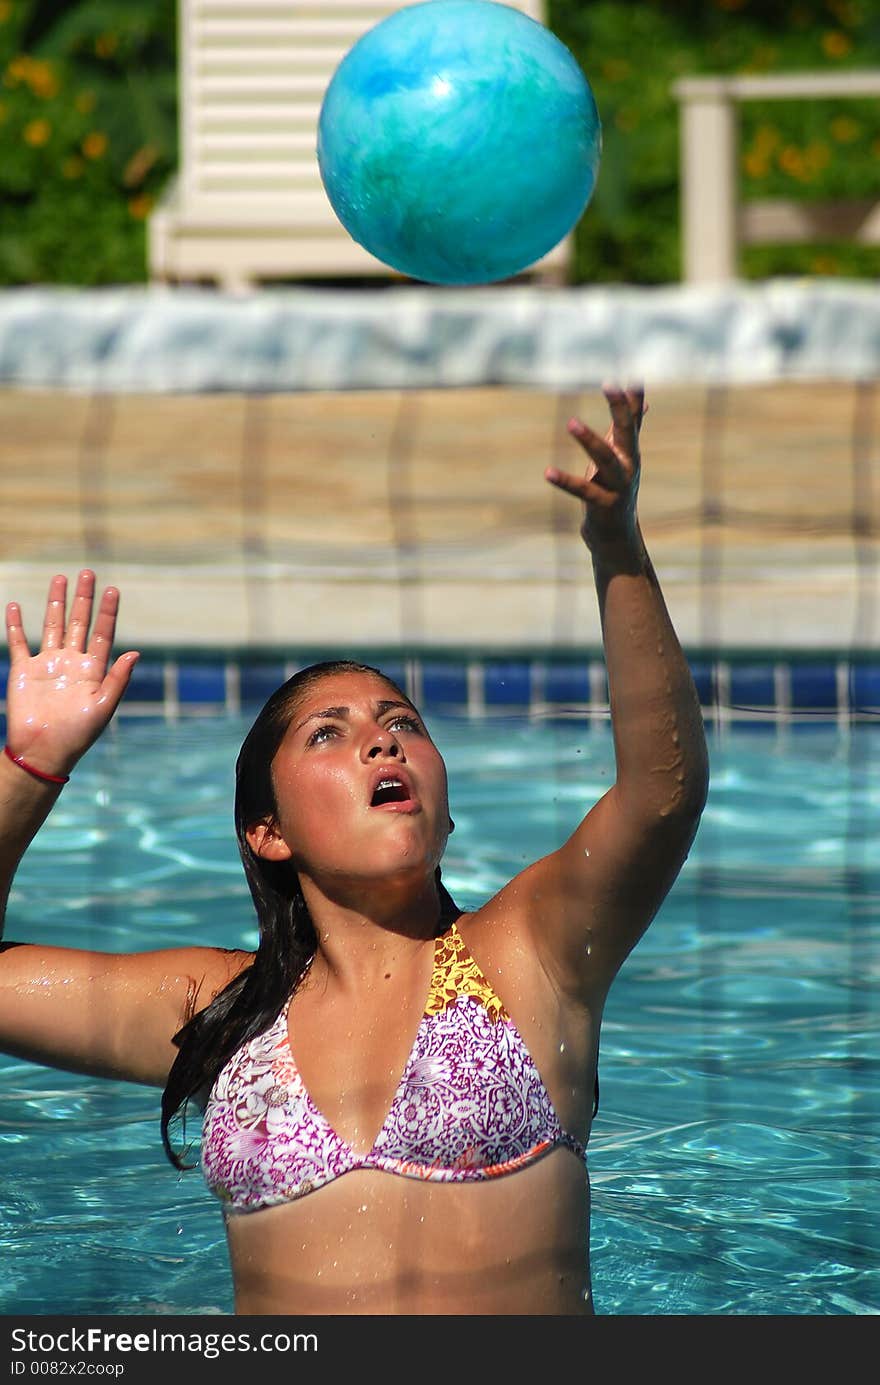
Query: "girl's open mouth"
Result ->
[[369, 772, 417, 810]]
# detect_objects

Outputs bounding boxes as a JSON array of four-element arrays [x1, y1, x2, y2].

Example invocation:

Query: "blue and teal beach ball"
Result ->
[[317, 0, 602, 285]]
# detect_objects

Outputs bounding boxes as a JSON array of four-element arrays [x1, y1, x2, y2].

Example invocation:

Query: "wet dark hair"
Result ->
[[160, 659, 459, 1169]]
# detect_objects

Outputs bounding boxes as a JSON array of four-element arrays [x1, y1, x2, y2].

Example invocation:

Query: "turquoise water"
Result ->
[[1, 714, 877, 1315]]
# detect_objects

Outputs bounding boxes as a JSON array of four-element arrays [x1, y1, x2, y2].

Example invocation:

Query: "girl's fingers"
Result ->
[[9, 572, 121, 673], [41, 574, 68, 651], [567, 418, 629, 490], [609, 384, 645, 421], [602, 384, 643, 451], [100, 651, 139, 709], [86, 585, 120, 666], [544, 466, 618, 508], [5, 602, 30, 664], [65, 570, 97, 653], [34, 570, 102, 655]]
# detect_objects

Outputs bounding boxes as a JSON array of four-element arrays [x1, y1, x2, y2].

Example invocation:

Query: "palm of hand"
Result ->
[[5, 572, 137, 777], [7, 648, 116, 765]]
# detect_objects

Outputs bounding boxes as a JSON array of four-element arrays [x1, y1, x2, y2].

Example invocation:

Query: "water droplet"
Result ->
[[559, 1042, 566, 1053], [176, 1226, 183, 1236], [583, 847, 590, 857]]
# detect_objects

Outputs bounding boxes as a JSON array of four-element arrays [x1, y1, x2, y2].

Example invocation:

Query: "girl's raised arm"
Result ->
[[510, 387, 710, 1004]]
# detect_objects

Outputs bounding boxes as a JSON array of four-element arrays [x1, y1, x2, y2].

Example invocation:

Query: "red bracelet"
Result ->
[[3, 745, 70, 785]]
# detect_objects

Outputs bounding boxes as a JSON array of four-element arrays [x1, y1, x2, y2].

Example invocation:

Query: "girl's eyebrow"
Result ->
[[295, 705, 348, 733], [376, 699, 416, 717], [294, 700, 415, 734]]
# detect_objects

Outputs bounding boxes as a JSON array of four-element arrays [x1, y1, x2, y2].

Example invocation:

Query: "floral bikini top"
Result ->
[[201, 921, 591, 1213]]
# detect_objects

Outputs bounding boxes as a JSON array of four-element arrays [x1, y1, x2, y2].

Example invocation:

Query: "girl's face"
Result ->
[[247, 670, 450, 892]]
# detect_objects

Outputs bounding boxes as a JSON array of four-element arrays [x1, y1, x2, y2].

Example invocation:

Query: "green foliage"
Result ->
[[0, 0, 878, 284], [0, 0, 177, 285], [549, 0, 880, 282]]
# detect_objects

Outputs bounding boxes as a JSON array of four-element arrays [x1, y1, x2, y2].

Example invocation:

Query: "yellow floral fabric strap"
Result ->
[[426, 922, 507, 1023]]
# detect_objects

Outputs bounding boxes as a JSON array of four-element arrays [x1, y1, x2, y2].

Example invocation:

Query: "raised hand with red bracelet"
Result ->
[[1, 571, 139, 925], [3, 570, 139, 785]]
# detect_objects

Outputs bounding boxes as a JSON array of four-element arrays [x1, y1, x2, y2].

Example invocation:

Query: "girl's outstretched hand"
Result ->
[[544, 384, 645, 550], [5, 570, 139, 780]]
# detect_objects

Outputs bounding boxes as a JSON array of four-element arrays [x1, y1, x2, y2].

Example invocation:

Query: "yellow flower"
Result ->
[[26, 60, 58, 99], [5, 55, 30, 85], [778, 145, 807, 179], [4, 55, 57, 96], [822, 30, 852, 58], [75, 91, 96, 115], [743, 150, 769, 179], [82, 131, 107, 160], [0, 2, 12, 21], [128, 193, 154, 220], [830, 115, 860, 142], [94, 33, 118, 59], [810, 255, 839, 275], [804, 140, 830, 173], [23, 118, 51, 147], [62, 156, 84, 180], [753, 124, 780, 155]]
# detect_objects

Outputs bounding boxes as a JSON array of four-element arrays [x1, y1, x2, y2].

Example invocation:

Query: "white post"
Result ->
[[675, 79, 739, 283]]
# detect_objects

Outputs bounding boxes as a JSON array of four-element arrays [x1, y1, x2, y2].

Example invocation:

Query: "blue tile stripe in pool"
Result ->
[[0, 655, 876, 722]]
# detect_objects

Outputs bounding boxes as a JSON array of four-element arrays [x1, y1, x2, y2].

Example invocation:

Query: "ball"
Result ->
[[317, 0, 601, 285]]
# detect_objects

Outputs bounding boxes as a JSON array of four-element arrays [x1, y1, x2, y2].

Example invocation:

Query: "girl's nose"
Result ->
[[364, 729, 402, 761]]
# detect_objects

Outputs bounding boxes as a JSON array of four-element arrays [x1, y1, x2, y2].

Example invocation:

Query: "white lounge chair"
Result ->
[[148, 0, 573, 289]]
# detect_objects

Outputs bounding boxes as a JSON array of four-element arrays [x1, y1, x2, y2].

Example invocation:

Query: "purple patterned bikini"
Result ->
[[201, 921, 588, 1213]]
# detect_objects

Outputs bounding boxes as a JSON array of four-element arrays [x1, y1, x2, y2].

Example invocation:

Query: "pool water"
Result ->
[[1, 713, 877, 1316]]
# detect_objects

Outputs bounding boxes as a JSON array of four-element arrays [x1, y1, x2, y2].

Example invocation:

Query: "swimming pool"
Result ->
[[0, 707, 877, 1316]]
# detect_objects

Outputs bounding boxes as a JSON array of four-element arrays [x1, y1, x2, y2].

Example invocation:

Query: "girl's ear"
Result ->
[[246, 818, 293, 862]]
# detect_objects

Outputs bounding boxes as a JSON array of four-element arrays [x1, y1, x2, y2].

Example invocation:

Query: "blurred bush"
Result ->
[[551, 0, 880, 282], [0, 0, 878, 285], [0, 0, 176, 284]]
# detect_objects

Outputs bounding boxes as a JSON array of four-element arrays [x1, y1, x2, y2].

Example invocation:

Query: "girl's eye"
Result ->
[[387, 714, 422, 734], [307, 724, 340, 746]]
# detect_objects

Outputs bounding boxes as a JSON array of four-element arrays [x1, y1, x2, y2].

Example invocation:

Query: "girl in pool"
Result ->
[[0, 386, 707, 1316]]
